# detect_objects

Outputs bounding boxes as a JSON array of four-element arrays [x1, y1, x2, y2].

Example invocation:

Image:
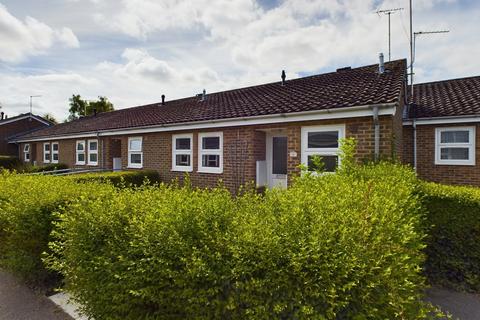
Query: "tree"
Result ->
[[67, 94, 114, 121], [43, 113, 58, 124]]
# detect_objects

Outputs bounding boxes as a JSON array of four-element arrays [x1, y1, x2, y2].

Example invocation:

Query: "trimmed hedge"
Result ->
[[70, 170, 160, 187], [25, 163, 69, 173], [421, 182, 480, 292], [45, 162, 433, 319], [0, 156, 21, 170], [0, 171, 115, 284]]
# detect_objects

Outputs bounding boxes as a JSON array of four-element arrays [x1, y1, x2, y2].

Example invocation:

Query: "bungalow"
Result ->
[[0, 113, 52, 157], [11, 57, 480, 189]]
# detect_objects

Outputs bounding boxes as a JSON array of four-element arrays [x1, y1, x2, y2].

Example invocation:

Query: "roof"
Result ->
[[408, 76, 480, 119], [17, 59, 406, 141], [0, 113, 53, 127]]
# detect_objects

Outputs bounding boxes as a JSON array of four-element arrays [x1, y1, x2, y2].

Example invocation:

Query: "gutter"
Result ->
[[403, 114, 480, 126], [13, 103, 397, 143]]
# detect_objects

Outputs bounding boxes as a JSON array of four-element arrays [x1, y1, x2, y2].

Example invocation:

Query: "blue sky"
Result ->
[[0, 0, 479, 121]]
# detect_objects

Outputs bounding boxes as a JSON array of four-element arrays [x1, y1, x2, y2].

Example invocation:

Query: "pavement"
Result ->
[[426, 286, 480, 320], [0, 269, 72, 320]]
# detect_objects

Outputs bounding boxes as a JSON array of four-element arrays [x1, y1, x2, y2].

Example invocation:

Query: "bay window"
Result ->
[[172, 134, 193, 172], [301, 125, 345, 172], [198, 132, 223, 174]]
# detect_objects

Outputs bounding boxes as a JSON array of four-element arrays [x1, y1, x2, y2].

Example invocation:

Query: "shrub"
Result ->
[[0, 171, 114, 285], [25, 163, 69, 173], [70, 170, 160, 187], [47, 162, 433, 319], [420, 182, 480, 292], [0, 156, 21, 170]]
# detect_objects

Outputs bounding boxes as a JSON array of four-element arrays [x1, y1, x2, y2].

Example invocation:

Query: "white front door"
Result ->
[[267, 133, 288, 189]]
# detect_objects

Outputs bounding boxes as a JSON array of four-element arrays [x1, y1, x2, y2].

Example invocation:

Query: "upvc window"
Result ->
[[23, 144, 30, 162], [51, 142, 59, 164], [198, 132, 223, 174], [128, 137, 143, 168], [43, 143, 51, 163], [76, 140, 86, 165], [435, 127, 475, 165], [172, 134, 193, 172], [88, 139, 98, 166], [301, 125, 345, 172]]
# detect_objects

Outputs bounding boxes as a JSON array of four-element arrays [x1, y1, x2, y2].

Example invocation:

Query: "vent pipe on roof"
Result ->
[[281, 70, 286, 86], [378, 53, 385, 74], [201, 89, 206, 101], [0, 112, 3, 120], [161, 94, 165, 105]]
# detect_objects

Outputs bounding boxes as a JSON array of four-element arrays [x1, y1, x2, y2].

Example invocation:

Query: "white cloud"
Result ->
[[0, 3, 80, 63]]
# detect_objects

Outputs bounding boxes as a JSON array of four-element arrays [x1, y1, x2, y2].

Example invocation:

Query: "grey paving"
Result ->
[[426, 286, 480, 320], [0, 269, 72, 320]]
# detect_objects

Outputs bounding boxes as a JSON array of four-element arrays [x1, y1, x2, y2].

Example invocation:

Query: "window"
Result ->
[[76, 140, 86, 165], [88, 139, 98, 166], [435, 127, 475, 165], [51, 142, 59, 164], [172, 134, 193, 172], [301, 125, 345, 172], [198, 132, 223, 174], [43, 143, 51, 163], [128, 137, 143, 168], [23, 144, 30, 162]]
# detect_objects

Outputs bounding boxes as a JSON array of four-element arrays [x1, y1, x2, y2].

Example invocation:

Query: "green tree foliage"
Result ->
[[43, 113, 58, 124], [67, 94, 114, 121]]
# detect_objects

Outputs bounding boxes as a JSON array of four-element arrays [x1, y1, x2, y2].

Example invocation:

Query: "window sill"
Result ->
[[197, 168, 223, 174], [87, 164, 98, 166], [434, 161, 475, 166], [75, 163, 86, 166], [128, 165, 143, 169], [172, 167, 193, 172]]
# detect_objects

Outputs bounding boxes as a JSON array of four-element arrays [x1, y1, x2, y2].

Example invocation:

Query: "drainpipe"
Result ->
[[413, 118, 417, 171], [372, 106, 380, 161]]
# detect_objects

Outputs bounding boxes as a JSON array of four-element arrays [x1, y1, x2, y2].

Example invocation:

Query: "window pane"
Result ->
[[202, 137, 220, 149], [45, 153, 51, 161], [272, 137, 287, 174], [130, 153, 142, 164], [441, 131, 469, 143], [308, 131, 338, 148], [176, 154, 190, 166], [89, 141, 98, 151], [440, 148, 469, 160], [25, 154, 30, 160], [202, 154, 220, 167], [129, 139, 142, 151], [77, 153, 85, 162], [52, 144, 59, 151], [24, 145, 30, 152], [44, 144, 50, 151], [89, 153, 98, 163], [53, 154, 59, 161], [176, 138, 191, 150], [77, 143, 84, 151], [307, 155, 338, 172]]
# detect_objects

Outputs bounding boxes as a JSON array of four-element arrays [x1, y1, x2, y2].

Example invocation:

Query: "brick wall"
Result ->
[[0, 117, 48, 156], [403, 123, 480, 186]]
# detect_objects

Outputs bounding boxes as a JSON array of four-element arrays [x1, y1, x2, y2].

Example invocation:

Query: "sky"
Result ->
[[0, 0, 479, 122]]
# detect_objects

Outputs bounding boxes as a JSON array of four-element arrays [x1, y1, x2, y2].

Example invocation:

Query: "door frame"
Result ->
[[266, 131, 288, 189]]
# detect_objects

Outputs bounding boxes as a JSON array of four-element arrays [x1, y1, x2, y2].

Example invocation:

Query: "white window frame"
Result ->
[[43, 142, 51, 163], [172, 133, 193, 172], [435, 127, 475, 166], [51, 142, 59, 164], [198, 132, 223, 174], [23, 144, 30, 162], [128, 137, 143, 169], [87, 139, 98, 166], [301, 124, 345, 172], [76, 140, 86, 165]]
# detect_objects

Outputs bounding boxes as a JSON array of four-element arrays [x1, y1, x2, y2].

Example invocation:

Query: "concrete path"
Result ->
[[426, 286, 480, 320], [0, 269, 72, 320]]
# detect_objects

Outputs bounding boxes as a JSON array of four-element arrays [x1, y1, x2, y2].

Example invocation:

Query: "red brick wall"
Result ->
[[0, 117, 49, 156], [404, 123, 480, 186]]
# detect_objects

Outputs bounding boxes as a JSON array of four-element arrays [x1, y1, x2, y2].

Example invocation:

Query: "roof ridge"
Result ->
[[413, 75, 480, 87]]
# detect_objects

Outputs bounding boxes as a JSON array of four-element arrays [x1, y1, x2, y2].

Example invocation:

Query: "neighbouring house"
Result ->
[[11, 57, 407, 191], [0, 113, 52, 158], [403, 76, 480, 186]]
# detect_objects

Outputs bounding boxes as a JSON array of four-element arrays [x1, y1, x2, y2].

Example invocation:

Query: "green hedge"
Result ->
[[25, 163, 69, 173], [70, 170, 160, 187], [420, 182, 480, 292], [0, 156, 21, 170], [0, 171, 115, 284], [45, 162, 433, 319]]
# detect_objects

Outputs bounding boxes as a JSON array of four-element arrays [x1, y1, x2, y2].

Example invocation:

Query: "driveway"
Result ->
[[0, 269, 72, 320], [426, 286, 480, 320]]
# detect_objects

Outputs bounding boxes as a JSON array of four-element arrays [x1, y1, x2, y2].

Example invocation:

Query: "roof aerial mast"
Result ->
[[375, 7, 404, 62]]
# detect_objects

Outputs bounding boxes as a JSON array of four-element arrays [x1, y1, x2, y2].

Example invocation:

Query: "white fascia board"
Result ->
[[0, 114, 51, 127], [404, 116, 480, 126], [16, 103, 396, 142]]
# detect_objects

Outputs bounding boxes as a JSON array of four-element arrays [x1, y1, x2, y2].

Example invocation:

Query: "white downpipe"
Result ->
[[373, 106, 380, 161], [413, 118, 417, 171]]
